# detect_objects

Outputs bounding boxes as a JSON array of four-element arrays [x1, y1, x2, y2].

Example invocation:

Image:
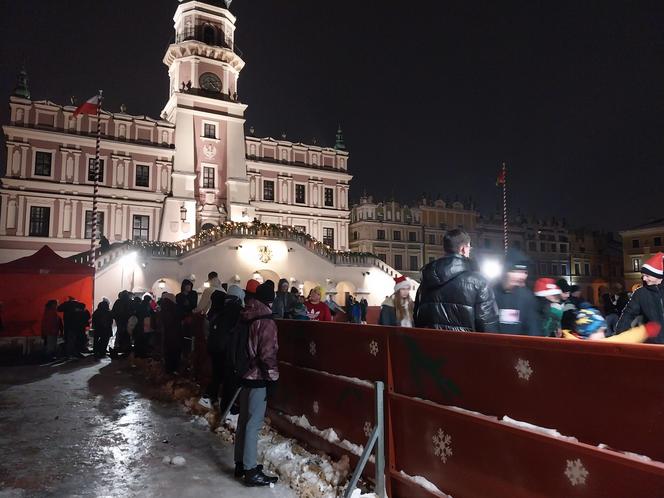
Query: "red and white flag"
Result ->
[[73, 95, 101, 117]]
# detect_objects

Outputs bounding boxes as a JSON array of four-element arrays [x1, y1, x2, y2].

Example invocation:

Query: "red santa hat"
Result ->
[[534, 278, 562, 297], [641, 252, 664, 279], [394, 275, 410, 292]]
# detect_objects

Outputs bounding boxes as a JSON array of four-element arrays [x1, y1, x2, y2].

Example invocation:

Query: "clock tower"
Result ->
[[160, 0, 254, 242]]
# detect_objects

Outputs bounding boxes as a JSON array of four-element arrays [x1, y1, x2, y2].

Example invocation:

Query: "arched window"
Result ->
[[203, 24, 216, 45]]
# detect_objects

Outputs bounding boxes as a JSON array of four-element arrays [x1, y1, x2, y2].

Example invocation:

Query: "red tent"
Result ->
[[0, 246, 93, 337]]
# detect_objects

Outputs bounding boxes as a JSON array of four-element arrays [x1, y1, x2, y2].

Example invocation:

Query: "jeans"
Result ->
[[234, 387, 267, 470]]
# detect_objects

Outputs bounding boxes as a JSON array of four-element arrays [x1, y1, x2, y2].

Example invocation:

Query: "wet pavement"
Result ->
[[0, 357, 297, 498]]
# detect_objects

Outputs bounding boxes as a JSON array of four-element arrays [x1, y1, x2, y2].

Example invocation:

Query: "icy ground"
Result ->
[[0, 358, 297, 498]]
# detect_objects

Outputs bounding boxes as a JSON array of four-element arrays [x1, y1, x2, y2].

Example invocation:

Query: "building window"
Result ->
[[377, 229, 386, 240], [540, 242, 546, 252], [295, 184, 306, 204], [353, 231, 358, 241], [655, 237, 662, 247], [394, 254, 403, 269], [574, 263, 581, 276], [135, 165, 150, 187], [203, 167, 215, 189], [409, 255, 419, 271], [377, 254, 386, 263], [84, 211, 105, 239], [323, 227, 334, 247], [540, 263, 547, 275], [262, 180, 275, 201], [408, 231, 417, 242], [428, 234, 436, 245], [561, 264, 568, 276], [632, 239, 640, 249], [34, 151, 52, 176], [324, 188, 334, 207], [632, 258, 641, 272], [393, 230, 401, 241], [29, 206, 50, 237], [132, 215, 150, 241], [584, 263, 590, 276], [551, 264, 558, 275], [559, 244, 567, 253], [551, 243, 557, 252], [87, 158, 105, 182], [203, 123, 216, 139], [528, 241, 536, 251]]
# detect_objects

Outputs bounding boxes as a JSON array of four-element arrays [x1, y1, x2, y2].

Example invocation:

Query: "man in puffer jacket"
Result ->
[[234, 280, 279, 487], [415, 229, 498, 332]]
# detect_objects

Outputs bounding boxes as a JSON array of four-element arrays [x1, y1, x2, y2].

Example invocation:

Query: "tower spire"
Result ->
[[334, 124, 346, 151], [13, 65, 30, 100]]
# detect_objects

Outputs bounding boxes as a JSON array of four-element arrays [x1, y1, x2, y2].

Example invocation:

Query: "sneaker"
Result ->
[[244, 467, 277, 487], [198, 397, 213, 410]]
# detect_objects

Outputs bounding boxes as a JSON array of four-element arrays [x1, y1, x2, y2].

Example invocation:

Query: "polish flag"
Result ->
[[73, 95, 101, 117]]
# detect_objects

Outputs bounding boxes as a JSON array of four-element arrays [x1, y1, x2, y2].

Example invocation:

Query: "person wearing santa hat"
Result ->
[[616, 252, 664, 344], [534, 278, 564, 337], [379, 276, 415, 327]]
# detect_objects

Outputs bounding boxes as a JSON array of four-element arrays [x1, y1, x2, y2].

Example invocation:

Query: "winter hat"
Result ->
[[256, 280, 275, 305], [534, 278, 562, 297], [505, 248, 530, 272], [556, 278, 570, 294], [575, 305, 607, 338], [394, 276, 410, 292], [227, 284, 245, 304], [641, 252, 664, 279], [245, 279, 261, 295], [161, 292, 176, 304]]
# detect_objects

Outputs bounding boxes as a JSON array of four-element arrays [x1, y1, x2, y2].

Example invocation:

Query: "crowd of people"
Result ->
[[411, 229, 664, 343]]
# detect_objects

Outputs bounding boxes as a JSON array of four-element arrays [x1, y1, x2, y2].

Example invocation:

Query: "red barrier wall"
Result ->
[[272, 320, 664, 498]]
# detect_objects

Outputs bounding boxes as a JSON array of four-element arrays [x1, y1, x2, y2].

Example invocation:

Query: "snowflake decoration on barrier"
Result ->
[[369, 340, 379, 356], [309, 341, 317, 356], [363, 421, 374, 438], [313, 401, 319, 415], [515, 358, 533, 381], [432, 428, 453, 463], [565, 459, 588, 486]]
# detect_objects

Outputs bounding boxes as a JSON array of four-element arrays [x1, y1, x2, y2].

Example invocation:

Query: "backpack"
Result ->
[[226, 314, 273, 380]]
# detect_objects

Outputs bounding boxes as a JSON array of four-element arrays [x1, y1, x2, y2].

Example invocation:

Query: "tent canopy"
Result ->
[[0, 245, 93, 276]]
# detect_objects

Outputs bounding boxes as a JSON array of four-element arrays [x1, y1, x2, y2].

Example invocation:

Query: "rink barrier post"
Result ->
[[343, 380, 386, 498]]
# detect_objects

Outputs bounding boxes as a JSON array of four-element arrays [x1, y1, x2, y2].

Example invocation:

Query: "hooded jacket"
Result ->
[[92, 301, 114, 338], [241, 297, 279, 386], [41, 307, 63, 338], [414, 254, 498, 332], [616, 284, 664, 344], [272, 278, 297, 319], [176, 279, 198, 317]]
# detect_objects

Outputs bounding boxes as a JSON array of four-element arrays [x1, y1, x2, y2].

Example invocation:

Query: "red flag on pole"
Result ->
[[496, 168, 506, 186], [73, 95, 102, 117]]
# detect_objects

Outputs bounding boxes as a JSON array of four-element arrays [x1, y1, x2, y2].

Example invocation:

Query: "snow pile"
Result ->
[[284, 414, 366, 457], [161, 455, 187, 466], [597, 443, 653, 463], [500, 416, 578, 442], [399, 470, 453, 498], [349, 490, 378, 498], [280, 361, 373, 388]]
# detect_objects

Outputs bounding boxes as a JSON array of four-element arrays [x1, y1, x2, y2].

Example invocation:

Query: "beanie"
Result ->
[[575, 305, 607, 338], [556, 278, 570, 294], [245, 279, 260, 295], [256, 280, 275, 305], [641, 252, 664, 279], [505, 248, 530, 272]]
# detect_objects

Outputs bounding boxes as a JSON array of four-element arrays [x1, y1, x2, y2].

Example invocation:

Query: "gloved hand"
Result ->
[[645, 322, 661, 338]]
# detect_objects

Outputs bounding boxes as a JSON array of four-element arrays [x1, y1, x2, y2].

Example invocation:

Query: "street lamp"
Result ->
[[180, 204, 187, 222]]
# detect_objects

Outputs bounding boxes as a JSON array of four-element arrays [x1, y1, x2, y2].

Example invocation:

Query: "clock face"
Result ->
[[199, 72, 222, 93]]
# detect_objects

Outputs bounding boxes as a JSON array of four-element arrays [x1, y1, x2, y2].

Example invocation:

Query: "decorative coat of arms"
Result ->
[[258, 245, 273, 263]]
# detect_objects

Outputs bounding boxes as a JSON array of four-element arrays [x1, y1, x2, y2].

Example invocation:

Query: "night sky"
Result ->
[[1, 0, 663, 230]]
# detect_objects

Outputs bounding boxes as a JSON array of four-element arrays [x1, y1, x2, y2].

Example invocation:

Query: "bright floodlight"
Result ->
[[121, 252, 137, 269], [481, 259, 503, 281]]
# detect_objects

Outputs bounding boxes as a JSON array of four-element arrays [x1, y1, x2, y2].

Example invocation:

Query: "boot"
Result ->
[[243, 467, 277, 487], [235, 462, 263, 478]]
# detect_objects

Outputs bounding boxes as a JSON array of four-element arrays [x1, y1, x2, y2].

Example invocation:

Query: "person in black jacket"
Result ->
[[494, 248, 542, 336], [616, 253, 664, 344], [92, 299, 113, 358], [176, 279, 198, 354], [414, 229, 498, 332]]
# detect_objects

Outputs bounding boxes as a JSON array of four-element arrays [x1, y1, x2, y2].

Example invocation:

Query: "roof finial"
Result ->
[[334, 124, 346, 151], [13, 65, 30, 100]]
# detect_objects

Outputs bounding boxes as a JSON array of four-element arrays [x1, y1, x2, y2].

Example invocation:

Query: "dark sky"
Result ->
[[1, 0, 663, 230]]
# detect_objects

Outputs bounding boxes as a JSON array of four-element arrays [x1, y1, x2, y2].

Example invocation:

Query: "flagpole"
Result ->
[[502, 162, 508, 255], [90, 90, 104, 306]]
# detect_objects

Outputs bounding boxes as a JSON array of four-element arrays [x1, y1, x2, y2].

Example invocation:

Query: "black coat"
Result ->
[[616, 284, 664, 344], [207, 295, 243, 354], [414, 254, 498, 332], [494, 284, 543, 336]]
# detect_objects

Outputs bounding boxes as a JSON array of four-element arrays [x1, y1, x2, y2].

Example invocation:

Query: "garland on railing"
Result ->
[[126, 220, 378, 260]]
